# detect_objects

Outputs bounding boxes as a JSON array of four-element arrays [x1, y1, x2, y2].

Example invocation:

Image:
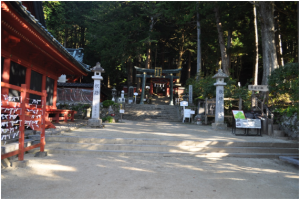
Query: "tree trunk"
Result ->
[[187, 51, 191, 79], [196, 1, 201, 80], [257, 1, 278, 85], [80, 26, 85, 48], [253, 2, 259, 85], [214, 5, 230, 75], [145, 16, 154, 69], [64, 28, 68, 48], [127, 60, 133, 89], [227, 29, 232, 72]]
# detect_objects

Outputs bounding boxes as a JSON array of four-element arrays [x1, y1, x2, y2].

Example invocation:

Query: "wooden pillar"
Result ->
[[42, 74, 46, 91], [2, 58, 11, 95], [150, 80, 153, 95], [169, 73, 174, 105], [53, 78, 58, 109], [25, 68, 31, 102], [18, 84, 27, 161]]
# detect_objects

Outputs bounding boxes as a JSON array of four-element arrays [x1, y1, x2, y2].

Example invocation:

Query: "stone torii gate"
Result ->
[[135, 66, 182, 105]]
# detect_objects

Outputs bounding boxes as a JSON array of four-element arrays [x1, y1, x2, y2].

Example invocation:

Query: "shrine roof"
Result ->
[[8, 1, 90, 73]]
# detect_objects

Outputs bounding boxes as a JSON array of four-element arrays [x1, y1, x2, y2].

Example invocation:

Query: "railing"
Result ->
[[204, 97, 242, 125], [1, 82, 46, 161], [254, 96, 274, 135]]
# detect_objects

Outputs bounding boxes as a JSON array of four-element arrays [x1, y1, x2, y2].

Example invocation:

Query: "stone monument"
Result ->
[[211, 69, 229, 130], [128, 86, 134, 104], [188, 85, 193, 105], [88, 62, 104, 128]]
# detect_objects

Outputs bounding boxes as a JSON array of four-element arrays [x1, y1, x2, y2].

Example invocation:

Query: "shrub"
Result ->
[[102, 100, 115, 108], [102, 116, 114, 123], [268, 63, 299, 116]]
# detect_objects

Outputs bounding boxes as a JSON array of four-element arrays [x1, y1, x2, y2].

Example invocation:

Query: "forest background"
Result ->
[[43, 1, 298, 116]]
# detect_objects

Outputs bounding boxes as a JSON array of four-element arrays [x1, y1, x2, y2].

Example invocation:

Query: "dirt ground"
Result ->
[[1, 153, 299, 199]]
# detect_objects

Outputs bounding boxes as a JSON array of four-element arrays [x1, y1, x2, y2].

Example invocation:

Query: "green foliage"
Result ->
[[268, 63, 299, 115], [102, 100, 115, 108], [102, 116, 114, 123], [71, 103, 90, 111]]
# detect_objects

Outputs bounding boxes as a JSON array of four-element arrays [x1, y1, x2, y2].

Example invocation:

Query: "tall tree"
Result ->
[[256, 1, 278, 85]]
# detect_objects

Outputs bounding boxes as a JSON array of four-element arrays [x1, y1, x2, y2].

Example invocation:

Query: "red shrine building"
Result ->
[[1, 2, 90, 117]]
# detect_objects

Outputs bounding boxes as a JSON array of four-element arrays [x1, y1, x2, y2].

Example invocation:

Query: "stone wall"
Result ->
[[279, 113, 299, 139]]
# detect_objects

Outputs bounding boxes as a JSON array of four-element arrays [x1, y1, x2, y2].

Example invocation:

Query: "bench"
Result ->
[[46, 109, 77, 123]]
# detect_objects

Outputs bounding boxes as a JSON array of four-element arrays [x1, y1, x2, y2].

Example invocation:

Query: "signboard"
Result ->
[[155, 67, 162, 77], [134, 92, 138, 96], [190, 110, 195, 115], [248, 85, 268, 91], [232, 110, 246, 119], [119, 109, 125, 114], [235, 119, 261, 129], [184, 109, 191, 118], [180, 101, 188, 107]]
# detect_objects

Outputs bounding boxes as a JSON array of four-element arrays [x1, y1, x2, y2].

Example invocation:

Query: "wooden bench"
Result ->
[[46, 109, 77, 123]]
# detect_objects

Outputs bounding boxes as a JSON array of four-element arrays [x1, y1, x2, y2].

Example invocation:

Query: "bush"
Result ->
[[102, 100, 115, 108], [102, 116, 114, 123], [268, 63, 299, 116]]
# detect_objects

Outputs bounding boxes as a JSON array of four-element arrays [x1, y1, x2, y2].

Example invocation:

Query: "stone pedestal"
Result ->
[[34, 151, 47, 157], [88, 118, 102, 128], [212, 123, 227, 130]]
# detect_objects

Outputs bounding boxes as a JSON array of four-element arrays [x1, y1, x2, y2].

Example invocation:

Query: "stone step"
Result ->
[[29, 148, 299, 158], [1, 139, 35, 154], [45, 136, 299, 148], [45, 142, 299, 154]]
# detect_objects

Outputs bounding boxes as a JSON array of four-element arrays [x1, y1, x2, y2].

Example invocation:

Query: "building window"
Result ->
[[29, 70, 43, 104], [46, 77, 54, 105], [9, 61, 26, 101]]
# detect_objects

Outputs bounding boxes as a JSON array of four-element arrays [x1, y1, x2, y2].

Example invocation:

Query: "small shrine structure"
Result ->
[[134, 67, 182, 105]]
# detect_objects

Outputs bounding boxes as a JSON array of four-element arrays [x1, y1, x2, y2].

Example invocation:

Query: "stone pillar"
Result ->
[[211, 69, 229, 130], [88, 62, 105, 128], [169, 73, 174, 105], [140, 72, 146, 104]]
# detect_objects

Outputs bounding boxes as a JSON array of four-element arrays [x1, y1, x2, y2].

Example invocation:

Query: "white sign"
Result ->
[[134, 92, 138, 96], [119, 109, 125, 114], [236, 119, 261, 129], [184, 109, 191, 118], [248, 85, 268, 91], [180, 101, 188, 106], [190, 110, 195, 115]]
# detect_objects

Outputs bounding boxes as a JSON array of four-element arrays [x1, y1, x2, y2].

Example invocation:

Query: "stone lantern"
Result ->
[[111, 87, 117, 102], [212, 69, 229, 130], [88, 62, 105, 128]]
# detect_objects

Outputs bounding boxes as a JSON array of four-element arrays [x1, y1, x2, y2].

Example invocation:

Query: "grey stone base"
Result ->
[[11, 160, 29, 168], [88, 118, 102, 128], [1, 158, 11, 168], [212, 123, 227, 130], [34, 151, 48, 157]]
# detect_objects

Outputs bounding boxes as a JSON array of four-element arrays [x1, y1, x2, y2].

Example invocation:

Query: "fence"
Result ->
[[1, 82, 46, 161], [57, 88, 93, 104]]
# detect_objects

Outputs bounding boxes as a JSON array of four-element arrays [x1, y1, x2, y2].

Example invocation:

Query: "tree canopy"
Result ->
[[43, 1, 298, 87]]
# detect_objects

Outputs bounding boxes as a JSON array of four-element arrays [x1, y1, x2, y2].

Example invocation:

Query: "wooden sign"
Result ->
[[155, 67, 162, 77], [248, 85, 268, 91]]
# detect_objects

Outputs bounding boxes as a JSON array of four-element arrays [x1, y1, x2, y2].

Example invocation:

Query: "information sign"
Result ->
[[232, 110, 246, 119], [119, 109, 125, 114], [248, 85, 268, 91], [235, 119, 261, 129]]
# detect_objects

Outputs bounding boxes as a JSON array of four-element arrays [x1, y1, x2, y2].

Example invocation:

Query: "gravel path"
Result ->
[[1, 153, 298, 199]]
